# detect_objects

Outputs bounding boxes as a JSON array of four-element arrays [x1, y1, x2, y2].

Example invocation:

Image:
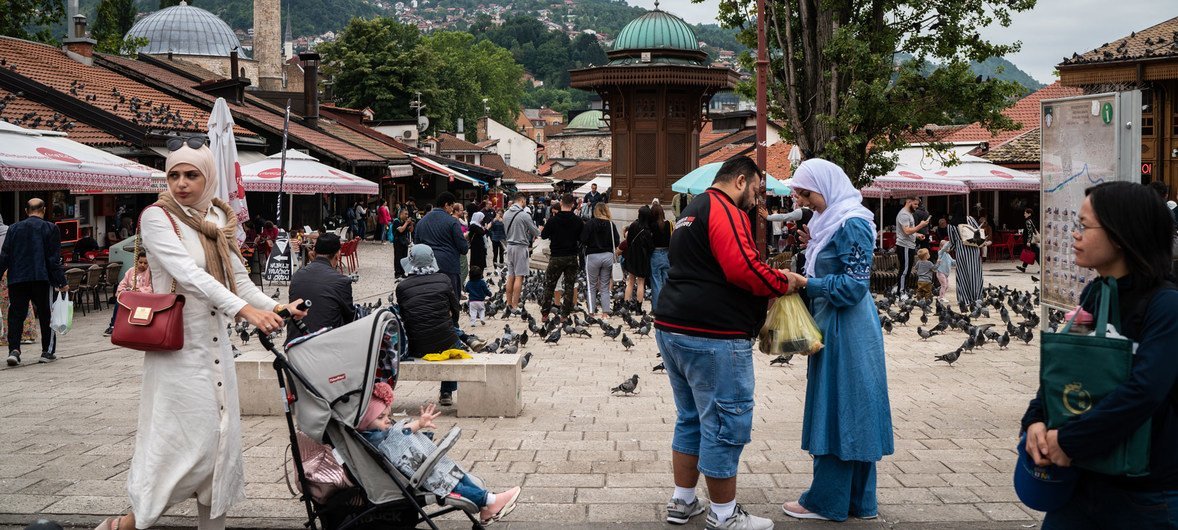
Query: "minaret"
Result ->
[[283, 13, 293, 59], [253, 0, 282, 90]]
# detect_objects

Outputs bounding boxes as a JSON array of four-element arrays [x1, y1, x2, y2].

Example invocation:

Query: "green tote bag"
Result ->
[[1040, 277, 1151, 477]]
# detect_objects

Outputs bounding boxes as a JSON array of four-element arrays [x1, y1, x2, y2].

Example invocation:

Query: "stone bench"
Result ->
[[236, 350, 524, 418]]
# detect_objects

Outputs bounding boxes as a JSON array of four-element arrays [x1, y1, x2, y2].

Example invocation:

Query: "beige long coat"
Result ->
[[128, 205, 274, 527]]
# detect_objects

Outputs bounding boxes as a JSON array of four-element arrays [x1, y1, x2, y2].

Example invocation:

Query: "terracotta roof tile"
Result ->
[[938, 82, 1082, 146], [0, 37, 249, 137], [700, 129, 755, 155], [551, 160, 610, 182], [981, 127, 1040, 164], [436, 132, 486, 153], [764, 142, 794, 179], [97, 54, 387, 165], [0, 87, 124, 146], [481, 153, 547, 183], [1062, 15, 1178, 66], [699, 143, 753, 165]]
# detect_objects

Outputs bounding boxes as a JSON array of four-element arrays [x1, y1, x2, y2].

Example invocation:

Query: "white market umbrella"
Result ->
[[0, 120, 154, 190], [240, 150, 378, 195], [208, 97, 251, 242], [898, 149, 1040, 191], [573, 175, 611, 196], [859, 164, 971, 198]]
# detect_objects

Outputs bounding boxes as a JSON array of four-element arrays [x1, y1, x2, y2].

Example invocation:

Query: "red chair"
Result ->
[[990, 232, 1016, 261]]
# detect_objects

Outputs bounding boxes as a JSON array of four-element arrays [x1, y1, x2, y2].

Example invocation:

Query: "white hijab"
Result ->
[[789, 158, 876, 277], [470, 211, 485, 227]]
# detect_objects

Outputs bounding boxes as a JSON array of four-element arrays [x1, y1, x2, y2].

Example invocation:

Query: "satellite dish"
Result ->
[[417, 116, 429, 132]]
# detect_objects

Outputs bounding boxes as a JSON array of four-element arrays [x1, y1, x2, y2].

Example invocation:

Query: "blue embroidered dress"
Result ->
[[801, 218, 895, 461]]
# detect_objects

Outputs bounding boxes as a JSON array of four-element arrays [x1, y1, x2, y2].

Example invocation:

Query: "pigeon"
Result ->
[[603, 325, 621, 339], [517, 331, 528, 346], [882, 319, 894, 335], [611, 374, 640, 395], [652, 362, 665, 372], [636, 323, 651, 336], [935, 348, 963, 366], [500, 342, 519, 355], [621, 333, 635, 350], [544, 328, 562, 344], [769, 354, 793, 366], [916, 326, 939, 340], [997, 332, 1010, 349]]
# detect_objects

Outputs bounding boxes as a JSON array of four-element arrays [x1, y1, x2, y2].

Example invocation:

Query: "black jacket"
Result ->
[[541, 210, 584, 257], [580, 217, 619, 255], [288, 256, 355, 340], [0, 216, 66, 286], [654, 189, 791, 339], [395, 272, 460, 357]]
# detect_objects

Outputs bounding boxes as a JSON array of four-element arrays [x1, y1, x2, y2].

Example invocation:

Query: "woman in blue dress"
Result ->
[[780, 158, 895, 522]]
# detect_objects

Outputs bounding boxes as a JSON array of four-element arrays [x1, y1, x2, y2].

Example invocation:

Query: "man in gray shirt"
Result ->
[[503, 192, 540, 312], [894, 196, 928, 297]]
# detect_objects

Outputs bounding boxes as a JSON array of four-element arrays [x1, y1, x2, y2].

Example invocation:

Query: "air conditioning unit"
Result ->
[[403, 130, 413, 139]]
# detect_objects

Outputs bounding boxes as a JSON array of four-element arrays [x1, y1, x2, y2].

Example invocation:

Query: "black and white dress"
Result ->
[[949, 216, 984, 305]]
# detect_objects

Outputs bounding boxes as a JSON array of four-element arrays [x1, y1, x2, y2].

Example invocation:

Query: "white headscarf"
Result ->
[[470, 211, 485, 227], [789, 158, 876, 277]]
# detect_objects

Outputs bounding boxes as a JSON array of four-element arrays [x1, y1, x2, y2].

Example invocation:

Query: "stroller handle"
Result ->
[[255, 300, 312, 353]]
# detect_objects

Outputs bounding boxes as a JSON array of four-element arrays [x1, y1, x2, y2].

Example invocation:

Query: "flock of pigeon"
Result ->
[[870, 284, 1046, 367]]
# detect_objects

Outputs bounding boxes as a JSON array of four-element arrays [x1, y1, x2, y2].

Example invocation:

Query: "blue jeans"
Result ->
[[798, 455, 878, 521], [451, 474, 489, 507], [656, 330, 754, 479], [650, 249, 670, 312], [1043, 480, 1178, 529]]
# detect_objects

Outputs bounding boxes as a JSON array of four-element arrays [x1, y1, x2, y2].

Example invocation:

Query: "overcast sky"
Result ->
[[628, 0, 1175, 83]]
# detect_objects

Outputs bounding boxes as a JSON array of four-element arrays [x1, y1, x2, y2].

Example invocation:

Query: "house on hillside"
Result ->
[[476, 116, 539, 172]]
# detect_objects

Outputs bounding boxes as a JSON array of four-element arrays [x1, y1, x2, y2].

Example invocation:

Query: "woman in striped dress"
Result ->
[[948, 212, 984, 305]]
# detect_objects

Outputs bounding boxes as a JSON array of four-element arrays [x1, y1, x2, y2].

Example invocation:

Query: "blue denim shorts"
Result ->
[[656, 329, 755, 479]]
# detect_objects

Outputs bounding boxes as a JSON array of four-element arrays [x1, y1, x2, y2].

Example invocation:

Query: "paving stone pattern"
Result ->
[[0, 243, 1046, 528]]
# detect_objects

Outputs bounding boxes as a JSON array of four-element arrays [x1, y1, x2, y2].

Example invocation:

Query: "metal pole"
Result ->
[[755, 0, 769, 258], [276, 100, 291, 230]]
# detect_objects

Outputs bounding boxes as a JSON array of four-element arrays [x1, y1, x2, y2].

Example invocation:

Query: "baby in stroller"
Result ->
[[357, 381, 522, 524]]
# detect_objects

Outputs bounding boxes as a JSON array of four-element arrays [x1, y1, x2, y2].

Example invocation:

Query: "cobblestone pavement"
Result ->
[[0, 242, 1045, 528]]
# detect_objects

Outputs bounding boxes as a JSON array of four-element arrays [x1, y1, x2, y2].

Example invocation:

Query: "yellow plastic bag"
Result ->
[[421, 349, 472, 361], [758, 294, 824, 356]]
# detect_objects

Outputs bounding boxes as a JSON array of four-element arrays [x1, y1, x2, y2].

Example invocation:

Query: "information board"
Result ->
[[1039, 91, 1141, 310], [263, 231, 292, 283]]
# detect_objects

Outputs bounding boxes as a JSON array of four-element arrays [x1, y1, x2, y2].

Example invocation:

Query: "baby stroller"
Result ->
[[257, 308, 489, 529]]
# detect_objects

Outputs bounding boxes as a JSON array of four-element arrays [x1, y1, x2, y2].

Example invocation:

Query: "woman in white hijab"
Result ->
[[779, 159, 894, 522], [98, 139, 306, 530]]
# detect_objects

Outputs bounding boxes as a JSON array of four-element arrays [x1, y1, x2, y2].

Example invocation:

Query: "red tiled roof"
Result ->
[[1061, 15, 1178, 66], [937, 82, 1082, 145], [0, 37, 249, 137], [981, 127, 1040, 164], [700, 129, 755, 156], [97, 54, 387, 165], [481, 153, 548, 184], [537, 161, 554, 175], [552, 160, 610, 182], [436, 132, 486, 153], [0, 87, 124, 146], [699, 143, 753, 165], [764, 142, 794, 180]]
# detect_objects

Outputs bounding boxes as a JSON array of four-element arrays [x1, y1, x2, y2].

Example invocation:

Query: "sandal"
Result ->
[[480, 486, 521, 524], [94, 516, 121, 530]]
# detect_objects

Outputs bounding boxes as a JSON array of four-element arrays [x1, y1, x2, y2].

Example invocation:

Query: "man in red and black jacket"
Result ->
[[653, 156, 794, 530]]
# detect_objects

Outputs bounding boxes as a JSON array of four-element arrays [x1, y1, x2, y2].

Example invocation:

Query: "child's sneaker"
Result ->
[[480, 486, 521, 523], [666, 497, 708, 524]]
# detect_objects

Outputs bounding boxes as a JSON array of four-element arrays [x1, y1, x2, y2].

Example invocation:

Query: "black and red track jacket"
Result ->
[[654, 188, 791, 339]]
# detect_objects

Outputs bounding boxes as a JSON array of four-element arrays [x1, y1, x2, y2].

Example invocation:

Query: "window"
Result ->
[[562, 150, 566, 158], [597, 149, 603, 158], [504, 154, 511, 165]]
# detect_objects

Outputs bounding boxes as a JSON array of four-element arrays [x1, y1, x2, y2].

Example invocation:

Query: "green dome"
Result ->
[[566, 110, 607, 130], [611, 9, 700, 53]]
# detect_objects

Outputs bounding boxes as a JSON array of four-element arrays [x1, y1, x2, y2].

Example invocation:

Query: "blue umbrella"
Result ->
[[672, 162, 791, 195]]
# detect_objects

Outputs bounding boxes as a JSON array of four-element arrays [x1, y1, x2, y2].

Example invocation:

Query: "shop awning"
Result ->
[[0, 120, 154, 190], [573, 176, 610, 196], [896, 150, 1040, 191], [410, 155, 488, 189], [240, 150, 378, 195]]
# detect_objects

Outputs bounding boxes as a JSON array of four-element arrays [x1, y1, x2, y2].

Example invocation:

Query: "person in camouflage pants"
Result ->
[[538, 194, 584, 320]]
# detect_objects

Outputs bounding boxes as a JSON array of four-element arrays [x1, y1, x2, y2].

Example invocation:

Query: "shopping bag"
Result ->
[[1020, 247, 1036, 265], [758, 294, 824, 356], [50, 291, 73, 336], [1040, 277, 1150, 476]]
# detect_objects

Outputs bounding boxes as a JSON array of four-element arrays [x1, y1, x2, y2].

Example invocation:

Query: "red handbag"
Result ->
[[111, 207, 186, 352]]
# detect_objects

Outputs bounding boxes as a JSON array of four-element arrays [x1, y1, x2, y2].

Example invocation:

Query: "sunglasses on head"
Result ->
[[166, 135, 209, 151]]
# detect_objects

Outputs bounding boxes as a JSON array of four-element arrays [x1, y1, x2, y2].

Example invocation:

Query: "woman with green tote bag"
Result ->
[[1020, 182, 1178, 528]]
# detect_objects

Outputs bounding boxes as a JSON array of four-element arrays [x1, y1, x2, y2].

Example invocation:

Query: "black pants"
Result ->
[[394, 241, 409, 277], [897, 246, 916, 294], [7, 281, 54, 355], [492, 241, 505, 264]]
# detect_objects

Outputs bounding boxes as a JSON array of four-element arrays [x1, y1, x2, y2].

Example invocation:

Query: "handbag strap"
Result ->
[[135, 206, 182, 294]]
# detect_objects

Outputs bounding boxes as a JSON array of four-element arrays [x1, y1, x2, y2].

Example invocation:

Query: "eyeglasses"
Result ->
[[1073, 220, 1103, 235], [166, 135, 209, 151]]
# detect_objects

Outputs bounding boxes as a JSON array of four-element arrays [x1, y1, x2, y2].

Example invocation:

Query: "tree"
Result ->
[[92, 0, 143, 55], [709, 0, 1034, 184], [0, 0, 64, 42], [318, 18, 440, 121], [158, 0, 183, 7], [421, 31, 524, 136]]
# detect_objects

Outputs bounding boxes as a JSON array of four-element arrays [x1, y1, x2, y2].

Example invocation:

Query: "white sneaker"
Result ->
[[705, 504, 774, 530]]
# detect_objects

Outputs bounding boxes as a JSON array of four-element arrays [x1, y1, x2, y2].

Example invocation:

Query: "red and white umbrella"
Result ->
[[859, 163, 970, 198], [209, 98, 251, 243], [239, 150, 378, 195], [899, 151, 1040, 191], [0, 120, 154, 190]]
